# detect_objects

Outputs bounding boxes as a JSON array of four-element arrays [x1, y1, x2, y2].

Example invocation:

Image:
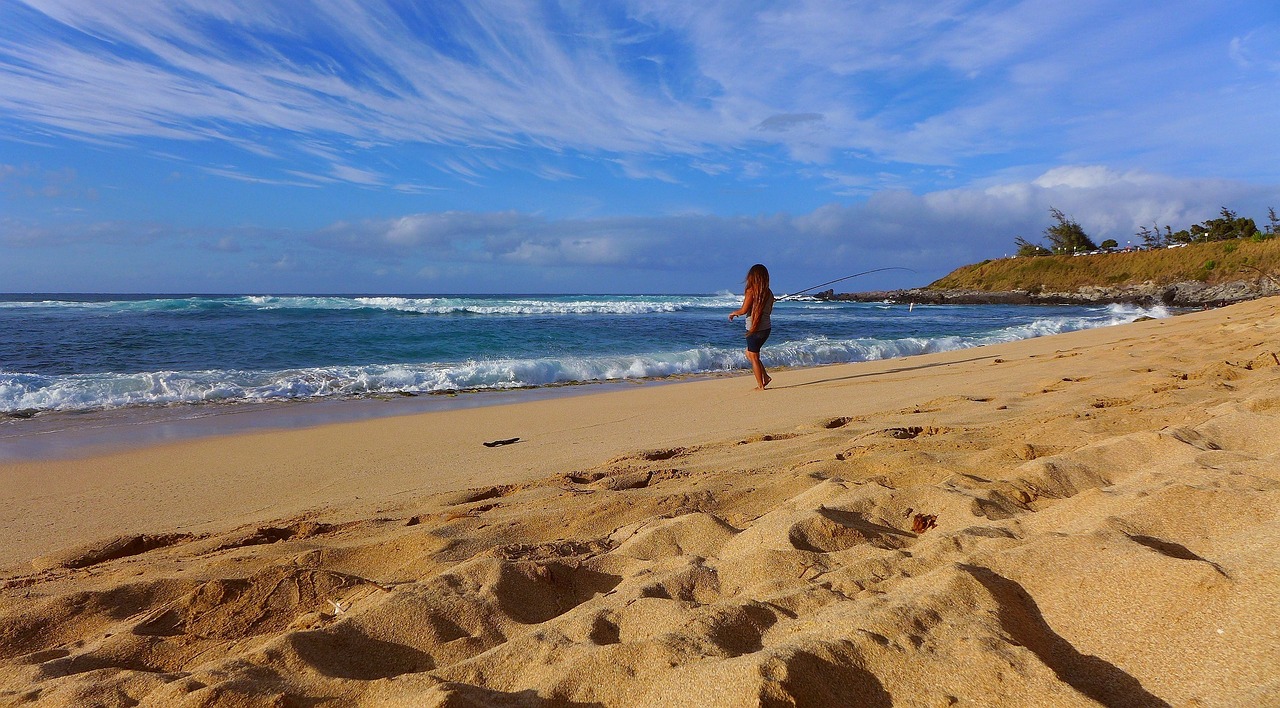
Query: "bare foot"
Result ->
[[763, 374, 772, 388]]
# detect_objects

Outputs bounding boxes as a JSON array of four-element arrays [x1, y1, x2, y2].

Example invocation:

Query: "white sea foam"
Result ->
[[0, 303, 1169, 415], [238, 294, 745, 315], [347, 296, 726, 315], [0, 295, 741, 316], [0, 297, 217, 311]]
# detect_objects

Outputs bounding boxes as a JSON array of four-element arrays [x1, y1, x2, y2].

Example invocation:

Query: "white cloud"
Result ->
[[611, 157, 680, 183], [2, 0, 1275, 188], [1033, 166, 1125, 190], [690, 160, 729, 176], [210, 236, 240, 252], [391, 182, 445, 194], [7, 164, 1277, 291], [2, 1, 713, 156], [1229, 28, 1280, 72], [298, 166, 1280, 280], [0, 162, 87, 199], [328, 163, 384, 186], [755, 113, 825, 132], [201, 165, 319, 187]]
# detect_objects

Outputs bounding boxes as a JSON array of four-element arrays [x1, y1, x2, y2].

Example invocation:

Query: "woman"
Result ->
[[728, 263, 775, 390]]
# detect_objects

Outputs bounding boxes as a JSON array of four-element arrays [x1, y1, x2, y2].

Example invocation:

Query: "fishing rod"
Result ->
[[1238, 264, 1280, 290], [776, 266, 916, 301]]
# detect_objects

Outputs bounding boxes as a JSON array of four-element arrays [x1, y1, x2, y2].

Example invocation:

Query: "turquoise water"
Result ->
[[0, 293, 1169, 416]]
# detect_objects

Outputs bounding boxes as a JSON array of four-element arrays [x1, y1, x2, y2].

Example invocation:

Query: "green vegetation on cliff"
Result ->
[[930, 238, 1280, 292]]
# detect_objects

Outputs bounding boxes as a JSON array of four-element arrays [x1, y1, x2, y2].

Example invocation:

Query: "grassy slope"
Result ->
[[929, 239, 1280, 292]]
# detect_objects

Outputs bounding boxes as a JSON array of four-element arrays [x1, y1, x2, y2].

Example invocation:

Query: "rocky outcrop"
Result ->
[[821, 278, 1280, 308]]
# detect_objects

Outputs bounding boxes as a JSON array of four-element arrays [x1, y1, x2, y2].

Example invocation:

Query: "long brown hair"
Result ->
[[745, 263, 771, 298]]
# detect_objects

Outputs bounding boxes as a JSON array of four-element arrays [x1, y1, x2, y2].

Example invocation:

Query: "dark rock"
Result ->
[[827, 278, 1280, 308]]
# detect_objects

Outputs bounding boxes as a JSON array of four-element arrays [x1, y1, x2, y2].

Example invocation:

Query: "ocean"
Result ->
[[1, 293, 1169, 420]]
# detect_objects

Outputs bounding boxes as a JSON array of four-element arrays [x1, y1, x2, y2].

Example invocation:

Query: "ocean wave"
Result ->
[[0, 356, 717, 414], [0, 294, 743, 316], [344, 295, 741, 316], [0, 303, 1168, 415], [0, 297, 214, 311]]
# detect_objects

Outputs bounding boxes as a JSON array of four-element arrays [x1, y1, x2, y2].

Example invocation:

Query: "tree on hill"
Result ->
[[1137, 222, 1164, 249], [1008, 206, 1274, 258], [1206, 207, 1257, 241], [1013, 236, 1051, 256], [1169, 207, 1258, 244], [1044, 207, 1097, 254], [1009, 208, 1097, 256]]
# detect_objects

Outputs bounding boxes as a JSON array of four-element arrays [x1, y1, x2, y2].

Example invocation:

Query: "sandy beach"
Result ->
[[2, 298, 1278, 706]]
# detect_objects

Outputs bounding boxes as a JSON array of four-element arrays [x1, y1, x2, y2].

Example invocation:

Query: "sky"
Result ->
[[2, 0, 1279, 294]]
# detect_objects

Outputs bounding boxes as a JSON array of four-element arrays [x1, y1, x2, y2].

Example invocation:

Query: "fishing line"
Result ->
[[1238, 264, 1280, 289], [776, 267, 916, 301]]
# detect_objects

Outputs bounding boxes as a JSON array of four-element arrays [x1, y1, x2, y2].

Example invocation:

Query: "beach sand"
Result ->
[[2, 298, 1279, 707]]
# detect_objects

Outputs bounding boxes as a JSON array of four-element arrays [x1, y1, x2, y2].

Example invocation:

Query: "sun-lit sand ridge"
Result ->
[[2, 298, 1279, 706]]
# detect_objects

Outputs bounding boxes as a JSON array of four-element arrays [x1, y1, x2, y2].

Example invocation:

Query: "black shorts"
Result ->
[[745, 328, 771, 353]]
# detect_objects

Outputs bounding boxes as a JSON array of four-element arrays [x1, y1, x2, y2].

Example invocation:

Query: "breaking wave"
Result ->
[[0, 302, 1170, 415], [0, 294, 742, 316]]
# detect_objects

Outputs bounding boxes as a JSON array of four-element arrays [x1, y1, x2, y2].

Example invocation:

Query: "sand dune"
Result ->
[[3, 299, 1279, 706]]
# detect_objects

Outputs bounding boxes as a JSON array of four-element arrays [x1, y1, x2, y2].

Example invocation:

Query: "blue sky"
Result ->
[[2, 0, 1278, 294]]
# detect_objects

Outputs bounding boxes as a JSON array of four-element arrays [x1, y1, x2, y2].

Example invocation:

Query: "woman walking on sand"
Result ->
[[729, 263, 775, 390]]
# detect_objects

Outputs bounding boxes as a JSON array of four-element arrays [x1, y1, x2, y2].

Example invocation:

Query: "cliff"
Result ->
[[830, 238, 1280, 307]]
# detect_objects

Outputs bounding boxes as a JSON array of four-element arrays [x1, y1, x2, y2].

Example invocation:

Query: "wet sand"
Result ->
[[2, 298, 1278, 706], [0, 380, 636, 463]]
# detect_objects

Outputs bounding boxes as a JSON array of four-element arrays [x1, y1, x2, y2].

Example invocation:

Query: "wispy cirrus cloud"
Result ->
[[201, 164, 321, 187], [3, 0, 1276, 191], [1, 2, 710, 154], [1229, 27, 1280, 72]]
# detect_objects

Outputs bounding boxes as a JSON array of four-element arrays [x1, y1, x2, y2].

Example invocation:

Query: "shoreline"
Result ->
[[1, 328, 1073, 570], [3, 297, 1278, 705], [2, 295, 1168, 429], [0, 378, 657, 463], [0, 371, 762, 463], [0, 300, 1171, 462], [830, 277, 1280, 307], [0, 303, 1229, 568]]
